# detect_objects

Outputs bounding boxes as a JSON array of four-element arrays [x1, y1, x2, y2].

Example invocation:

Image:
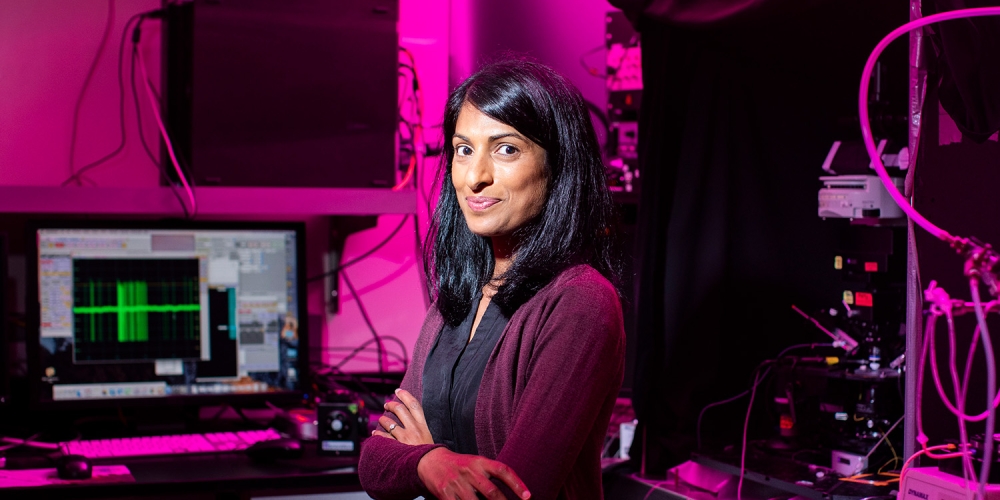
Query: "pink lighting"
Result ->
[[0, 0, 163, 187], [0, 0, 623, 375]]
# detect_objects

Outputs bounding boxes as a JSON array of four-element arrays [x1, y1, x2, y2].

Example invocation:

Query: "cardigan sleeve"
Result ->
[[494, 277, 626, 499], [357, 308, 446, 500]]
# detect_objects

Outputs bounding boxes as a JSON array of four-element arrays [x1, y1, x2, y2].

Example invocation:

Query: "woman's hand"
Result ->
[[371, 388, 434, 445], [417, 447, 531, 500]]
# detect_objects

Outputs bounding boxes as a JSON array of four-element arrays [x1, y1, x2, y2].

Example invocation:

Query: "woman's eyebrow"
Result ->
[[452, 132, 527, 143], [488, 132, 525, 142]]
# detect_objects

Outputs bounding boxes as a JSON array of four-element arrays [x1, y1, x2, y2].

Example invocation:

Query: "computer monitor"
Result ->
[[26, 220, 309, 410]]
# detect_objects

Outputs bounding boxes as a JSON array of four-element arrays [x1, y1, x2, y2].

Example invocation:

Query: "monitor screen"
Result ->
[[27, 221, 308, 408]]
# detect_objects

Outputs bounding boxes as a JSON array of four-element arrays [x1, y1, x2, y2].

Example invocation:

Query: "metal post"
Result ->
[[903, 0, 925, 463]]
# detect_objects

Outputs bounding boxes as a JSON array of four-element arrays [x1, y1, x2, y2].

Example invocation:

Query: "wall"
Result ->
[[328, 0, 618, 373], [449, 0, 612, 117], [0, 0, 162, 187], [0, 0, 620, 376], [320, 0, 449, 373], [0, 0, 443, 377]]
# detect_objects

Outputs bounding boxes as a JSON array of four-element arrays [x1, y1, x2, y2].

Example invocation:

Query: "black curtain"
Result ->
[[911, 0, 1000, 458], [612, 0, 910, 474], [927, 0, 1000, 143]]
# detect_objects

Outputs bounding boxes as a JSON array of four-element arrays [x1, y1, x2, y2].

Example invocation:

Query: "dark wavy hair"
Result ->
[[426, 56, 621, 326]]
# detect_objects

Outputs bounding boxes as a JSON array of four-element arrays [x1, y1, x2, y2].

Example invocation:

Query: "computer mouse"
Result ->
[[55, 454, 93, 480], [245, 437, 303, 462]]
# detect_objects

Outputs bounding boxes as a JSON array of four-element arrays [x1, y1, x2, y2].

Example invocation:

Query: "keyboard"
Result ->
[[60, 428, 284, 459]]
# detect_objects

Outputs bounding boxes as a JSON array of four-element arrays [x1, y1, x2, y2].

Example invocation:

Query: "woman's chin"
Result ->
[[464, 221, 501, 238]]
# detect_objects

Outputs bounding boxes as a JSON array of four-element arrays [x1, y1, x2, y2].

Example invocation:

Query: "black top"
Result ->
[[422, 296, 509, 455]]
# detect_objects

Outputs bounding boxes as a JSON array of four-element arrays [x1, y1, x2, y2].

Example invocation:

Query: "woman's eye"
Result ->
[[455, 145, 472, 156], [496, 145, 518, 155]]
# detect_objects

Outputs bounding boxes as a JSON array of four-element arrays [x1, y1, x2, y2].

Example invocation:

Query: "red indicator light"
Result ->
[[856, 292, 873, 307], [864, 262, 878, 272], [779, 414, 794, 430]]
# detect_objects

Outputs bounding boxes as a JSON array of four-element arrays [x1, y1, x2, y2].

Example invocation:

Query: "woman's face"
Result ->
[[451, 102, 548, 240]]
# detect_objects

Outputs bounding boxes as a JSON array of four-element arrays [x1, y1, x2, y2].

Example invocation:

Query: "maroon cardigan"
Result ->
[[358, 265, 625, 500]]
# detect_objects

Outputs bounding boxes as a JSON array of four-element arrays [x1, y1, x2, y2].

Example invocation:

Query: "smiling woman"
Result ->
[[451, 102, 549, 257], [358, 56, 625, 500]]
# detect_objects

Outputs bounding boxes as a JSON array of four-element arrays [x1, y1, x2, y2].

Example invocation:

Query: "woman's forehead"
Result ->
[[452, 104, 541, 149]]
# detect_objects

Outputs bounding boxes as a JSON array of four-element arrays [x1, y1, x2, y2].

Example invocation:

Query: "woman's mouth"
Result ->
[[466, 197, 500, 211]]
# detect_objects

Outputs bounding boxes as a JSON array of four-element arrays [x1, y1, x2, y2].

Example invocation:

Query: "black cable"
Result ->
[[0, 433, 52, 453], [332, 338, 406, 369], [306, 214, 412, 283], [397, 68, 420, 193], [63, 10, 152, 187], [144, 72, 161, 101], [398, 116, 415, 141], [310, 366, 388, 409], [694, 343, 832, 451], [585, 100, 610, 133], [313, 337, 408, 371], [340, 270, 384, 373], [403, 47, 440, 216], [585, 99, 611, 158], [409, 187, 433, 306], [185, 158, 199, 219], [398, 118, 417, 175], [398, 49, 420, 103], [315, 369, 379, 401], [423, 155, 443, 217], [321, 346, 407, 368], [397, 51, 424, 196], [154, 82, 200, 220], [231, 406, 267, 430], [578, 44, 607, 78], [400, 101, 440, 217], [130, 44, 189, 219], [399, 46, 416, 64], [132, 14, 199, 220], [129, 44, 159, 168], [411, 120, 430, 205], [207, 404, 229, 421], [397, 64, 420, 131], [382, 336, 409, 369], [66, 0, 115, 186], [398, 69, 415, 116]]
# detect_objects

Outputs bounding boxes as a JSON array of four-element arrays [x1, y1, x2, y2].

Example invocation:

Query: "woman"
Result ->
[[358, 57, 625, 500]]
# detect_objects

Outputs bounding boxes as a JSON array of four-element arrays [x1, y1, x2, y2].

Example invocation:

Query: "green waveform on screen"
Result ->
[[73, 280, 200, 342]]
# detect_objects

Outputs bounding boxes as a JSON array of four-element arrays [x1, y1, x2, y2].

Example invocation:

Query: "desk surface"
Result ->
[[2, 447, 362, 499], [691, 450, 897, 500]]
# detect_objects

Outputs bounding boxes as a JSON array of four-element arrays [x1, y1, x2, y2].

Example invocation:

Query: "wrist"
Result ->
[[416, 446, 449, 482]]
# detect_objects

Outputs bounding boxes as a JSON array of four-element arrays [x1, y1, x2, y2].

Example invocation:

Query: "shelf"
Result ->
[[0, 186, 416, 216]]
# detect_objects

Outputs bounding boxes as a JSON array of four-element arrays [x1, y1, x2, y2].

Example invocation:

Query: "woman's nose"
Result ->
[[465, 153, 493, 190]]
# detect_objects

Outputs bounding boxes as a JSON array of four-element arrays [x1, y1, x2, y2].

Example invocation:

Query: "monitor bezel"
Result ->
[[25, 218, 311, 411]]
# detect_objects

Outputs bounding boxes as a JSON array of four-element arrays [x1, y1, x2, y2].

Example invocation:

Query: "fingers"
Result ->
[[385, 400, 419, 431], [483, 460, 531, 500], [449, 483, 481, 500], [468, 472, 505, 500], [377, 415, 400, 434], [416, 448, 530, 500], [395, 389, 429, 428], [371, 429, 395, 440], [388, 391, 433, 445]]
